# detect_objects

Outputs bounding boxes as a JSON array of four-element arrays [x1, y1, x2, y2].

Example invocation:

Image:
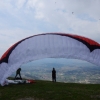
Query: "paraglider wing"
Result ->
[[0, 33, 100, 86]]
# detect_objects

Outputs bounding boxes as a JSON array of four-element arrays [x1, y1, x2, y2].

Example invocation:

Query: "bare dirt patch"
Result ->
[[17, 97, 43, 100]]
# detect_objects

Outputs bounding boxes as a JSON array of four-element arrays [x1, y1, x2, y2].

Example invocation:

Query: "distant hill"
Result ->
[[21, 58, 98, 69]]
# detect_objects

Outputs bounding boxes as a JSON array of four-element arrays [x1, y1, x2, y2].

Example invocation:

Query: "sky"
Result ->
[[0, 0, 100, 59]]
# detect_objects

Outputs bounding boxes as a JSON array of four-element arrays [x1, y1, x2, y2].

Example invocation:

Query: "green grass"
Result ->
[[0, 80, 100, 100]]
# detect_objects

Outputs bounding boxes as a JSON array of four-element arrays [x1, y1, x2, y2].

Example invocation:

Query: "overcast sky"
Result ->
[[0, 0, 100, 58]]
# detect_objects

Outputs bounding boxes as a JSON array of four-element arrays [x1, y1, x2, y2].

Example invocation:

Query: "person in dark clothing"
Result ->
[[15, 68, 22, 80], [52, 68, 56, 82]]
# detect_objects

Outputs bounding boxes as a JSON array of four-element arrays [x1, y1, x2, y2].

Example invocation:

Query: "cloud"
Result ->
[[0, 0, 100, 57], [0, 28, 40, 57], [15, 0, 26, 9]]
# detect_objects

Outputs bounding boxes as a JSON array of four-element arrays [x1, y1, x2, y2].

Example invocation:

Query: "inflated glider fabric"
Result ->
[[0, 33, 100, 86]]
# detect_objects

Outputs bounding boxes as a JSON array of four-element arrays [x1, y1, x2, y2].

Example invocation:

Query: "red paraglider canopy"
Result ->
[[0, 33, 100, 86], [1, 33, 100, 64]]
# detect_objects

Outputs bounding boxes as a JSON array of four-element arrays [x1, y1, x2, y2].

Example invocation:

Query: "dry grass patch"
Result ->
[[17, 97, 44, 100]]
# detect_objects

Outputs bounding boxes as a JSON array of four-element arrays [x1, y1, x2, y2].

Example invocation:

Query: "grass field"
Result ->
[[0, 80, 100, 100]]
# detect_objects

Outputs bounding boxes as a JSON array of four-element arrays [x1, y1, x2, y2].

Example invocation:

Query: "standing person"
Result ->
[[15, 68, 22, 80], [52, 68, 56, 82]]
